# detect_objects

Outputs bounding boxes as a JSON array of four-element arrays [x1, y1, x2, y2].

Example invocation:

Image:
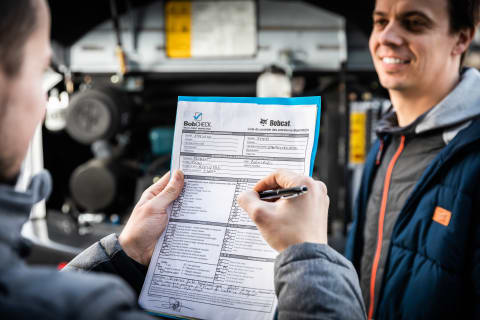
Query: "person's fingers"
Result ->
[[146, 170, 184, 213], [137, 171, 171, 207], [237, 190, 275, 225], [237, 190, 259, 212], [254, 169, 320, 195], [254, 169, 306, 192]]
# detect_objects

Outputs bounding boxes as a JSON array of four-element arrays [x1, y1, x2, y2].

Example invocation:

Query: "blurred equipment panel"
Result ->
[[30, 0, 353, 265], [69, 0, 347, 73], [165, 0, 257, 58]]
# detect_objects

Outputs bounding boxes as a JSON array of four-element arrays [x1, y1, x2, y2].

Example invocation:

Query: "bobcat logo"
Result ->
[[260, 118, 268, 126]]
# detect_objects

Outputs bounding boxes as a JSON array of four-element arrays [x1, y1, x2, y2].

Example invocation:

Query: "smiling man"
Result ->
[[345, 0, 480, 319]]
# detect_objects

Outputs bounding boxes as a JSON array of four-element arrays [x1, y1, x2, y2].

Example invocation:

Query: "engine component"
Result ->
[[256, 65, 292, 97], [69, 159, 116, 212], [65, 86, 131, 144]]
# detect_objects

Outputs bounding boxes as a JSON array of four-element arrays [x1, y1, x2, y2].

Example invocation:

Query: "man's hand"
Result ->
[[237, 169, 329, 252], [118, 170, 184, 265]]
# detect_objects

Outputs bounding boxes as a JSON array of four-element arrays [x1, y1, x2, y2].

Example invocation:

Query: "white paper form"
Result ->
[[139, 96, 321, 320]]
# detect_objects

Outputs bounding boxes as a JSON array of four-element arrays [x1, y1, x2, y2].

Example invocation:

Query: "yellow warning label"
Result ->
[[349, 112, 367, 164], [165, 1, 192, 58]]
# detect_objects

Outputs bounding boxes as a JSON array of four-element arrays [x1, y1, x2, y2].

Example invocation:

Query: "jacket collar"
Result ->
[[376, 68, 480, 137], [0, 170, 51, 250]]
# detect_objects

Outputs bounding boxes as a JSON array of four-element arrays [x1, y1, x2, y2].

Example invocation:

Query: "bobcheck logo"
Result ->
[[260, 118, 268, 126], [194, 112, 202, 121], [184, 113, 211, 128]]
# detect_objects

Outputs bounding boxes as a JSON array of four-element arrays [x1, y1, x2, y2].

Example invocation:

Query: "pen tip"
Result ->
[[301, 186, 308, 192]]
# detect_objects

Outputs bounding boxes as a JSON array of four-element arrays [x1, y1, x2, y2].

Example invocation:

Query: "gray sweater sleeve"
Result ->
[[274, 243, 366, 320], [64, 233, 148, 296], [64, 234, 125, 272]]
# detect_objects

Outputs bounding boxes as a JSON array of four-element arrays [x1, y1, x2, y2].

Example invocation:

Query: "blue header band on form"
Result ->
[[178, 96, 322, 176], [178, 96, 320, 107], [310, 97, 321, 176], [147, 311, 186, 319]]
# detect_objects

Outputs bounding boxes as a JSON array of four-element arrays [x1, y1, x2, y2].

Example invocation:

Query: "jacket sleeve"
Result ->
[[66, 272, 156, 320], [63, 233, 147, 296], [274, 243, 366, 320]]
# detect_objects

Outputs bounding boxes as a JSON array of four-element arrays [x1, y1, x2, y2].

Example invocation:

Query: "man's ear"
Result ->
[[452, 27, 476, 56]]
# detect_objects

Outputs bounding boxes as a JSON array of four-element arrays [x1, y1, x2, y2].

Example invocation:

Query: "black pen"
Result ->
[[258, 186, 308, 200]]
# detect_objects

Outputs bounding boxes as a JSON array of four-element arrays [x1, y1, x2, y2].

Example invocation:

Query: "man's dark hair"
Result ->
[[447, 0, 480, 66], [0, 0, 38, 78], [448, 0, 480, 33]]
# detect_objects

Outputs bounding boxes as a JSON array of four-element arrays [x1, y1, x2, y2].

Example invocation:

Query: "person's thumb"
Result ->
[[237, 190, 274, 225], [148, 170, 184, 212]]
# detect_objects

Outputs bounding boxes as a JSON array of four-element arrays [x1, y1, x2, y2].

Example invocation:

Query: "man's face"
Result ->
[[369, 0, 461, 95], [0, 0, 52, 180]]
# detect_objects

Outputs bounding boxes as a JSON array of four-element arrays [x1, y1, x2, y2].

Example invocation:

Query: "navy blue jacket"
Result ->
[[345, 119, 480, 319]]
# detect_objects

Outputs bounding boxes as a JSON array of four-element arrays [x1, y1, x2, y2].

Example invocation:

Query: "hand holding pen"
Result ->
[[237, 169, 329, 252]]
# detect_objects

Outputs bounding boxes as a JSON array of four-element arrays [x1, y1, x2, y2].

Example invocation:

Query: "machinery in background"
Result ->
[[33, 0, 480, 263], [24, 0, 352, 265]]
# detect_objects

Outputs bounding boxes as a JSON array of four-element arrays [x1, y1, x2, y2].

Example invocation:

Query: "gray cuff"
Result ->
[[99, 233, 123, 256], [274, 242, 366, 320], [275, 242, 355, 273], [63, 233, 122, 272]]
